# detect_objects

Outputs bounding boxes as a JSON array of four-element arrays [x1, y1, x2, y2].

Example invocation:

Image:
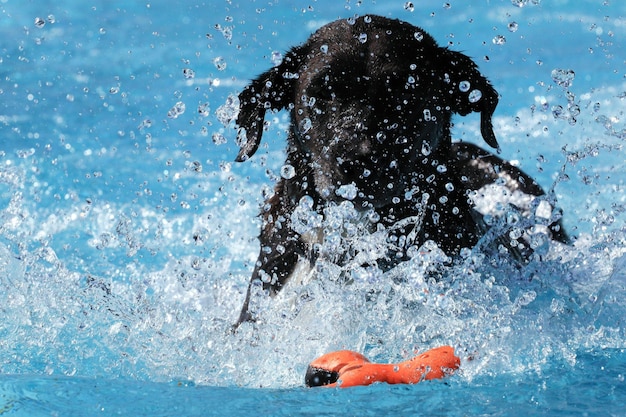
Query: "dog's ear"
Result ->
[[443, 51, 500, 152], [235, 48, 302, 162]]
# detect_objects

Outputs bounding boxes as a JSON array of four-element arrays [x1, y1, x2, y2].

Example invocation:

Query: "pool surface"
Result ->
[[1, 0, 625, 415]]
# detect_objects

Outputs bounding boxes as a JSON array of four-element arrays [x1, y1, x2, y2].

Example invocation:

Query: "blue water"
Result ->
[[1, 0, 625, 415]]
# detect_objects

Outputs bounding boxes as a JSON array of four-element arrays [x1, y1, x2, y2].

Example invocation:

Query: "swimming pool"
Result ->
[[1, 0, 625, 415]]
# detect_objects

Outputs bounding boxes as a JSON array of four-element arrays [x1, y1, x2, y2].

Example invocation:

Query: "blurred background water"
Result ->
[[1, 0, 625, 415]]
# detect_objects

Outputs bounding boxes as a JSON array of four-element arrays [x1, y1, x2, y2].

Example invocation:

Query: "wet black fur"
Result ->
[[232, 16, 568, 327]]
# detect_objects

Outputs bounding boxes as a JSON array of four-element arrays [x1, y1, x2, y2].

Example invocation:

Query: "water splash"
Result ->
[[2, 81, 626, 389], [1, 157, 625, 388]]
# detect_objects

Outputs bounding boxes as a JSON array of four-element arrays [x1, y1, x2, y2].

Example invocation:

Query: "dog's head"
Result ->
[[235, 16, 499, 204]]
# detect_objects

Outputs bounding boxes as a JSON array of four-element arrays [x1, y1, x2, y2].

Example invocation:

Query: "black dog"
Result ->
[[232, 15, 567, 327]]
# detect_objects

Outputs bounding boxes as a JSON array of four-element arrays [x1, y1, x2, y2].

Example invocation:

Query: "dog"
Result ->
[[232, 15, 568, 327]]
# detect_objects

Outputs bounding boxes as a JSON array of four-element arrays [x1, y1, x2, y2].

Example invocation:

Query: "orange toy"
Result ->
[[305, 346, 460, 388]]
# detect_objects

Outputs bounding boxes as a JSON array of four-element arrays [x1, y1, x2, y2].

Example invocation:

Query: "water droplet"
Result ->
[[414, 31, 423, 41], [358, 33, 368, 43], [459, 80, 471, 92], [468, 89, 482, 103], [47, 15, 56, 24], [508, 21, 519, 32], [219, 161, 232, 172], [280, 164, 296, 179], [183, 68, 195, 79], [516, 290, 537, 307], [212, 132, 227, 145], [404, 2, 415, 12], [336, 183, 358, 200], [290, 196, 323, 235], [492, 35, 506, 45], [96, 233, 112, 250], [34, 17, 45, 28], [138, 119, 152, 130], [551, 68, 575, 88], [299, 117, 312, 134], [215, 24, 233, 41], [216, 94, 239, 126], [16, 148, 36, 158], [423, 109, 432, 121], [197, 102, 210, 116], [109, 86, 119, 94], [213, 57, 227, 71], [190, 161, 202, 172], [437, 164, 448, 173], [364, 16, 372, 23], [271, 51, 283, 66], [320, 44, 328, 54], [167, 101, 186, 119]]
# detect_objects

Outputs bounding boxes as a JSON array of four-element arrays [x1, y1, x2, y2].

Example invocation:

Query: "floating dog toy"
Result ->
[[305, 346, 460, 388]]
